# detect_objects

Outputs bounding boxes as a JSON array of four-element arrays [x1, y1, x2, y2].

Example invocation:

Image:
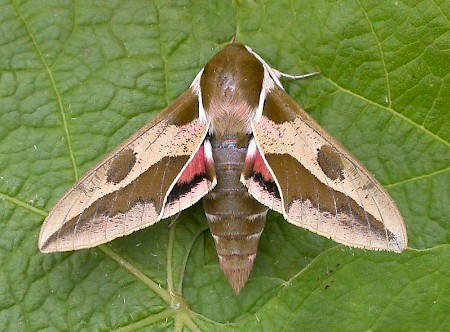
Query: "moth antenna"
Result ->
[[230, 36, 236, 44], [277, 70, 321, 80]]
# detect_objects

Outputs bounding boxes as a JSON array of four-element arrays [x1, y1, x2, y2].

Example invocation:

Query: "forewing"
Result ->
[[248, 86, 407, 252], [39, 89, 212, 252]]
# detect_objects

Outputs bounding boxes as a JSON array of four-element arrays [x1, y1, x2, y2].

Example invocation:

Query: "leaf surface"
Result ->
[[0, 0, 448, 331]]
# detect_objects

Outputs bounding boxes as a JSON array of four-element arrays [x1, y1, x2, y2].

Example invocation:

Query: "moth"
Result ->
[[39, 43, 407, 295]]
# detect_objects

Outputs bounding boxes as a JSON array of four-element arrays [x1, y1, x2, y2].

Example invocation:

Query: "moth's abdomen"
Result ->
[[203, 137, 268, 295]]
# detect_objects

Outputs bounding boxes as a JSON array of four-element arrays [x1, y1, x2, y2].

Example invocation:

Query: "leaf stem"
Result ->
[[99, 245, 173, 305]]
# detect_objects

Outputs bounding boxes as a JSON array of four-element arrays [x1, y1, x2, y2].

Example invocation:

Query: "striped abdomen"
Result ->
[[203, 135, 268, 294]]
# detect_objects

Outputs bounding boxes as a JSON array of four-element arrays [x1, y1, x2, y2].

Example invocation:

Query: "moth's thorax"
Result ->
[[200, 44, 264, 137]]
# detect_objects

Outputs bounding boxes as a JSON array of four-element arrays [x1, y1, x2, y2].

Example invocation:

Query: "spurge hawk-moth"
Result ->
[[39, 43, 407, 295]]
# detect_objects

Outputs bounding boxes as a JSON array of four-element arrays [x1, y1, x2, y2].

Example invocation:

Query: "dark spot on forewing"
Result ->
[[43, 155, 189, 245], [107, 148, 137, 184], [317, 145, 345, 181], [266, 153, 395, 241]]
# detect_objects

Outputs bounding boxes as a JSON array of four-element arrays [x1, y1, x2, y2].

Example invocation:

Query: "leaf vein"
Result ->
[[12, 0, 79, 181], [99, 245, 173, 305], [0, 192, 47, 217], [323, 77, 450, 147], [385, 165, 449, 189], [357, 0, 393, 108]]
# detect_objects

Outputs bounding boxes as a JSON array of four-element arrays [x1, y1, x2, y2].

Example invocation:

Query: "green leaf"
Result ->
[[0, 0, 448, 331]]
